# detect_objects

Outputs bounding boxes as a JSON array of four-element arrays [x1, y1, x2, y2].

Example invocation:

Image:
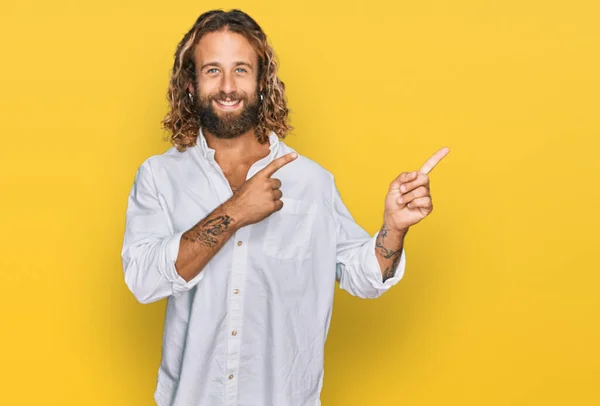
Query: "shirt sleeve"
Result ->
[[121, 159, 205, 304], [332, 176, 406, 299]]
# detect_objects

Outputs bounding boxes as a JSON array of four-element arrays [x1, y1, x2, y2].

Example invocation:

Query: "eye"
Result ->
[[235, 68, 247, 73], [207, 68, 219, 74]]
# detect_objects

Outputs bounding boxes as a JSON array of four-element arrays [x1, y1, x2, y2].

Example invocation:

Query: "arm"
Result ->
[[174, 203, 240, 282], [121, 153, 298, 304], [334, 147, 449, 299], [121, 160, 240, 304], [333, 176, 407, 299], [371, 147, 451, 285], [374, 225, 408, 282]]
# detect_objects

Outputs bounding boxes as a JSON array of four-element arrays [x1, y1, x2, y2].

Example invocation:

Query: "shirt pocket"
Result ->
[[263, 197, 318, 261]]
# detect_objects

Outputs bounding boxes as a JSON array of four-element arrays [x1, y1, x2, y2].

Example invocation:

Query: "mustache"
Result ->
[[209, 91, 250, 102]]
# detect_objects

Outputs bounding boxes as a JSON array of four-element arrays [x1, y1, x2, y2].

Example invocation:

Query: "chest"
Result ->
[[222, 167, 250, 190]]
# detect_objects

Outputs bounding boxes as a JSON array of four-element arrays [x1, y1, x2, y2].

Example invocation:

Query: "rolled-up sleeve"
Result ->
[[121, 159, 204, 304], [332, 177, 406, 299]]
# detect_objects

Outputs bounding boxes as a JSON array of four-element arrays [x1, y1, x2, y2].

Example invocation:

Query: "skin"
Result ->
[[377, 147, 450, 281], [175, 152, 297, 282], [175, 29, 293, 281], [175, 28, 450, 283], [188, 30, 268, 189]]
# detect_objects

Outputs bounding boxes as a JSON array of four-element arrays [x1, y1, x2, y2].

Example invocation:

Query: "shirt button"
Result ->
[[233, 289, 240, 295], [237, 241, 243, 246], [232, 330, 237, 336], [228, 374, 234, 380]]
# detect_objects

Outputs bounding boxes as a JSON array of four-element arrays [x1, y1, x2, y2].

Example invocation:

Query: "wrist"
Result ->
[[382, 217, 409, 237], [222, 199, 247, 230], [386, 227, 408, 239]]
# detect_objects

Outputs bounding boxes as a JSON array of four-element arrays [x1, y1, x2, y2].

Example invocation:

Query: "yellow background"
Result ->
[[1, 0, 598, 404]]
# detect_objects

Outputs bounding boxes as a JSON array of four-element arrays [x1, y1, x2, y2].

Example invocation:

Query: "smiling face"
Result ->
[[190, 29, 261, 139]]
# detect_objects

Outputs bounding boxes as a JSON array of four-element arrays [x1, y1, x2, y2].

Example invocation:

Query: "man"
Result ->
[[121, 9, 449, 406]]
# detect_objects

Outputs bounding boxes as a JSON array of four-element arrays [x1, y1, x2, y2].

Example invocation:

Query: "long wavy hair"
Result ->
[[162, 9, 293, 152]]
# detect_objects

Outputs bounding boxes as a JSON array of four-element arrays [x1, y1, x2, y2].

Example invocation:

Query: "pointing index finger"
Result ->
[[418, 147, 450, 175], [260, 152, 298, 178]]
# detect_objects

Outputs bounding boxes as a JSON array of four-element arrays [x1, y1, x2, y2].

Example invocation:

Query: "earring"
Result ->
[[188, 92, 194, 102], [260, 93, 264, 101]]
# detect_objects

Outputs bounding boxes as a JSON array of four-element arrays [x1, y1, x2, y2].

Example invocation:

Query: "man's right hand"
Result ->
[[225, 152, 298, 228]]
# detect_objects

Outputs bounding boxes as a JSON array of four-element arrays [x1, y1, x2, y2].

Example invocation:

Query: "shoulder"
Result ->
[[137, 145, 197, 177], [128, 146, 200, 194], [144, 145, 194, 169]]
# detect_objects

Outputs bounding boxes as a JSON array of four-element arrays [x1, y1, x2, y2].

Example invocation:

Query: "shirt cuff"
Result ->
[[164, 231, 205, 297]]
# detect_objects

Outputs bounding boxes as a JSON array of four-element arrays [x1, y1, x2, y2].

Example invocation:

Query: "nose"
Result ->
[[219, 72, 237, 95]]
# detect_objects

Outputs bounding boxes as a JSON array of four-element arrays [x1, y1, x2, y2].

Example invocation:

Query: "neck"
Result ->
[[203, 128, 270, 167]]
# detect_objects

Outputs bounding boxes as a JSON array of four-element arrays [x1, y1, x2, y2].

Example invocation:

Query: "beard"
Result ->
[[193, 90, 260, 139]]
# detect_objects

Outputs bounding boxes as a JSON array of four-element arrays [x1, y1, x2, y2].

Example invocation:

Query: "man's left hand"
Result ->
[[384, 147, 450, 233]]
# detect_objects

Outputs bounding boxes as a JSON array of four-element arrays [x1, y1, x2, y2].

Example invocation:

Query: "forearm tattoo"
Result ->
[[182, 215, 235, 248], [382, 251, 403, 282], [376, 226, 403, 282]]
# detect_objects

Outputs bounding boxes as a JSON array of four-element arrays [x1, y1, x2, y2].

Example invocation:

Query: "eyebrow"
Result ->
[[200, 61, 254, 70]]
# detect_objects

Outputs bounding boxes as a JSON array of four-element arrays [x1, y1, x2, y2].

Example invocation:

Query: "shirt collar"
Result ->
[[196, 127, 280, 161]]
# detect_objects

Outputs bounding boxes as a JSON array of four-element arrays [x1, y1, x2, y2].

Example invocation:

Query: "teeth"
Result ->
[[217, 100, 239, 106]]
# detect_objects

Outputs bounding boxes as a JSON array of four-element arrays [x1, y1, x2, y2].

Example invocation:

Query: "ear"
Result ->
[[187, 83, 194, 94]]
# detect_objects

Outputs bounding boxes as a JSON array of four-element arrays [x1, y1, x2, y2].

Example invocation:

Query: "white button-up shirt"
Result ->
[[121, 129, 407, 406]]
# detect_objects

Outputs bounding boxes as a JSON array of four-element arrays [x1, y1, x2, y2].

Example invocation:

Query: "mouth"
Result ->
[[213, 99, 242, 110]]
